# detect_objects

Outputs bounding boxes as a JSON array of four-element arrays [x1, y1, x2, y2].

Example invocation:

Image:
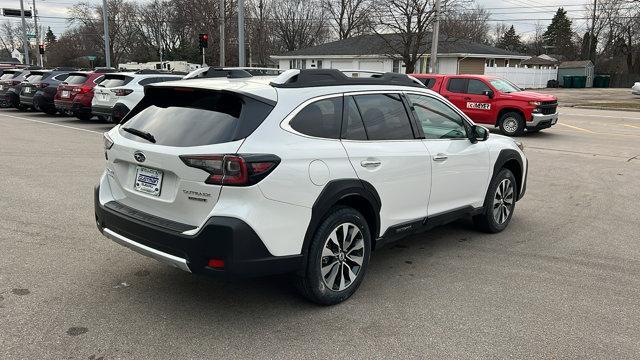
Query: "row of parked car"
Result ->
[[0, 66, 284, 123]]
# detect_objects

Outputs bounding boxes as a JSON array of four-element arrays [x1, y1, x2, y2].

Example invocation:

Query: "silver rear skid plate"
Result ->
[[102, 228, 191, 272]]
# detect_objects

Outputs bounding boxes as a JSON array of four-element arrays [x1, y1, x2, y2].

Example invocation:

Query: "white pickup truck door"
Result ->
[[405, 92, 491, 216]]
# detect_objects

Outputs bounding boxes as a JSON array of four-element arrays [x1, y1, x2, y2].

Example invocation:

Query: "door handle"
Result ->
[[464, 97, 472, 100], [433, 153, 448, 161], [360, 160, 381, 168]]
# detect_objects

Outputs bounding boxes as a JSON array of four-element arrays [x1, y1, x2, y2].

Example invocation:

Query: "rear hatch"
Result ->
[[0, 71, 21, 93], [93, 74, 134, 109], [21, 71, 50, 98], [57, 72, 90, 102], [105, 86, 276, 226]]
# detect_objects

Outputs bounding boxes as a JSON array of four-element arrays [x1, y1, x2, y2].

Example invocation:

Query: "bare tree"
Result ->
[[372, 0, 438, 73], [325, 0, 373, 39], [492, 23, 509, 47], [271, 0, 330, 52], [440, 5, 491, 45]]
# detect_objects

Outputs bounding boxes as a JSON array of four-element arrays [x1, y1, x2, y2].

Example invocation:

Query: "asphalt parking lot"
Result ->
[[1, 107, 639, 359]]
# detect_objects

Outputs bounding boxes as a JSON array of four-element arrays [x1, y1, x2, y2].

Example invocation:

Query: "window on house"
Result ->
[[317, 60, 323, 69], [392, 60, 400, 73]]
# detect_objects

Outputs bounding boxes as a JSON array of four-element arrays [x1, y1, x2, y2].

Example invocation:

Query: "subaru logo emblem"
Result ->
[[133, 151, 146, 163]]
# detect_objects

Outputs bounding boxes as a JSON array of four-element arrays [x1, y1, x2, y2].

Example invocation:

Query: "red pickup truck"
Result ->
[[411, 74, 558, 136]]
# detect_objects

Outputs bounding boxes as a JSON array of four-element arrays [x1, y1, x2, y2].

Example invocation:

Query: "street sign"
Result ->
[[2, 8, 32, 17], [86, 56, 97, 61], [27, 33, 36, 39]]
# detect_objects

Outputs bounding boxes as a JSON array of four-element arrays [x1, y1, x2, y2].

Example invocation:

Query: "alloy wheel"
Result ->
[[320, 223, 365, 291], [493, 179, 514, 224], [503, 117, 518, 134]]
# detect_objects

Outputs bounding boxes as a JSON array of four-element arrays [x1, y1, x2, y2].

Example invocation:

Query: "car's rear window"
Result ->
[[420, 78, 436, 89], [66, 75, 88, 84], [120, 89, 274, 147], [27, 75, 45, 83], [0, 73, 17, 80], [99, 75, 133, 88]]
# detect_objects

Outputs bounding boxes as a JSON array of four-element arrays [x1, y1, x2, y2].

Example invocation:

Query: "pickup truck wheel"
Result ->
[[473, 168, 517, 233], [499, 112, 525, 136], [296, 206, 371, 305]]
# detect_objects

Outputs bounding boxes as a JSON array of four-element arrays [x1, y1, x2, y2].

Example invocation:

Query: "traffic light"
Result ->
[[38, 44, 45, 55], [198, 33, 209, 49]]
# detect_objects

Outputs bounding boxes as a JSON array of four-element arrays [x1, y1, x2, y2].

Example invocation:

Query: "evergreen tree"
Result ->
[[543, 8, 575, 59], [496, 25, 522, 52], [45, 27, 56, 45], [580, 31, 596, 60]]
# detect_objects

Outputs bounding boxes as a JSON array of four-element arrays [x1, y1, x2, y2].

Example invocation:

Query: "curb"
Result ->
[[571, 105, 640, 113]]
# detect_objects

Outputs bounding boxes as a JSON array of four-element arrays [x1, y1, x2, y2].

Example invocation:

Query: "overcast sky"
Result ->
[[1, 0, 591, 40]]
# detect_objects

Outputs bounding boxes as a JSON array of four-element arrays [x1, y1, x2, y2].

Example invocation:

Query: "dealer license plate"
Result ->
[[134, 166, 163, 197], [62, 90, 70, 98], [24, 87, 31, 93]]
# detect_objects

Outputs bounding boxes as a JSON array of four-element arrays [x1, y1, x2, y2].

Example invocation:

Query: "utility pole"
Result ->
[[219, 0, 225, 66], [19, 0, 30, 65], [429, 0, 441, 74], [238, 0, 245, 66], [587, 0, 597, 64], [102, 0, 111, 67], [32, 0, 42, 67]]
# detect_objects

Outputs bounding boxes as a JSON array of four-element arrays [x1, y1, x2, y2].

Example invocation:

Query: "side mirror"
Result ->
[[482, 90, 494, 99], [472, 125, 489, 142]]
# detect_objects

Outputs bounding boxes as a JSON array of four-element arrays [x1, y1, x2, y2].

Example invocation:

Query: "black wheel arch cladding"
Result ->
[[493, 149, 524, 200], [302, 179, 381, 260]]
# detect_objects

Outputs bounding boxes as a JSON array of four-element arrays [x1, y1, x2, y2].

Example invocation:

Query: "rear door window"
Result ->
[[289, 97, 342, 139], [27, 75, 45, 83], [54, 74, 70, 81], [446, 78, 467, 93], [120, 89, 274, 147], [353, 93, 415, 140], [341, 96, 367, 140]]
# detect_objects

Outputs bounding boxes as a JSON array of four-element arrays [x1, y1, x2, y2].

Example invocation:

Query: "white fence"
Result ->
[[484, 66, 558, 89]]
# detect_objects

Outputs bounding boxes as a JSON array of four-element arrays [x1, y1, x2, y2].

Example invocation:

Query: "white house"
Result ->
[[271, 34, 529, 75]]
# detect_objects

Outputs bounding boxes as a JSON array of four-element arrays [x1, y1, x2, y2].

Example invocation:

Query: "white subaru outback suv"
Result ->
[[95, 69, 527, 305]]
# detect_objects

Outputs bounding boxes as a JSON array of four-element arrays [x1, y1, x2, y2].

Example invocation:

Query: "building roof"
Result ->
[[521, 56, 558, 66], [559, 60, 593, 69], [273, 33, 527, 58]]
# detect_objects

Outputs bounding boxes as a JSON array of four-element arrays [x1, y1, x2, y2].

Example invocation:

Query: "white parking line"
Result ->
[[0, 114, 102, 135]]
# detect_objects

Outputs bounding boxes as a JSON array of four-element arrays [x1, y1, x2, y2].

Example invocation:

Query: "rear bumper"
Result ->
[[528, 112, 558, 130], [93, 103, 130, 122], [55, 100, 91, 115], [19, 95, 34, 106], [94, 185, 303, 278]]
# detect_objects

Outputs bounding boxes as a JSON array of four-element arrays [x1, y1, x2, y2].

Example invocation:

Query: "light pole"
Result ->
[[32, 0, 42, 66], [102, 0, 111, 67], [19, 0, 30, 65], [429, 0, 441, 73], [238, 0, 245, 66], [219, 0, 225, 66]]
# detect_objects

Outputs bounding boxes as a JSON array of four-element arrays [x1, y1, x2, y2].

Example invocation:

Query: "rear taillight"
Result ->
[[111, 89, 133, 96], [78, 85, 92, 94], [180, 154, 280, 186], [10, 80, 20, 85]]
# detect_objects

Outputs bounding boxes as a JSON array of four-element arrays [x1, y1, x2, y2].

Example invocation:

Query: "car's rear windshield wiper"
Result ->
[[122, 127, 156, 143]]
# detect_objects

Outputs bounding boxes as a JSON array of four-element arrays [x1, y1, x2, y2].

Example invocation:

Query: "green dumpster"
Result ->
[[562, 75, 574, 88], [600, 75, 610, 88], [573, 76, 587, 88], [593, 76, 602, 88]]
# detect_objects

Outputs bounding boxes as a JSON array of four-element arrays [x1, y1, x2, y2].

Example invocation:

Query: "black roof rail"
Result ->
[[270, 69, 423, 88]]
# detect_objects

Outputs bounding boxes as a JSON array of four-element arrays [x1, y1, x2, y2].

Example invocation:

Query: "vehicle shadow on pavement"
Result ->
[[101, 218, 482, 313]]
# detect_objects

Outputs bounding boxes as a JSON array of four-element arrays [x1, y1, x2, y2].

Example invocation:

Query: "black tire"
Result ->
[[473, 168, 517, 233], [296, 206, 371, 305], [42, 107, 57, 115], [499, 111, 525, 136], [75, 113, 92, 121]]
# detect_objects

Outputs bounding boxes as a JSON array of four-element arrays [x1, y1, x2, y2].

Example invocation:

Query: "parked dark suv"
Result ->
[[2, 67, 42, 109], [20, 68, 78, 114], [0, 69, 26, 108]]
